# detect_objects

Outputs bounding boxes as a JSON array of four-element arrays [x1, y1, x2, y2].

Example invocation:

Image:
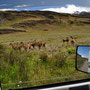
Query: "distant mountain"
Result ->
[[73, 11, 80, 14], [73, 11, 90, 15], [80, 11, 90, 15]]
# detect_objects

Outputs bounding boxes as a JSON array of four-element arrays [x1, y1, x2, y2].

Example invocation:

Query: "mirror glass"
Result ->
[[76, 46, 90, 73]]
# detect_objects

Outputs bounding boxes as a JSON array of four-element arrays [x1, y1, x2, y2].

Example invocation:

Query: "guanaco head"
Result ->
[[20, 42, 24, 47], [9, 43, 12, 46], [33, 40, 37, 43], [28, 41, 31, 44], [20, 42, 24, 44], [70, 36, 73, 39]]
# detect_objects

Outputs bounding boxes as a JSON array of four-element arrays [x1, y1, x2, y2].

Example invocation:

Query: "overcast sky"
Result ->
[[0, 0, 90, 13]]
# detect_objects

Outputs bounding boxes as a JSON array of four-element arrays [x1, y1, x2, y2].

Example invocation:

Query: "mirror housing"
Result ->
[[76, 45, 90, 74]]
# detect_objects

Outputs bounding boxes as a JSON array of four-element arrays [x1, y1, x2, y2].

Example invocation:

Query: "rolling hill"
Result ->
[[0, 11, 90, 34]]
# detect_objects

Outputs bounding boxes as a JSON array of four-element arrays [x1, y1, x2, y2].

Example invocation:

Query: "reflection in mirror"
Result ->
[[76, 46, 90, 73]]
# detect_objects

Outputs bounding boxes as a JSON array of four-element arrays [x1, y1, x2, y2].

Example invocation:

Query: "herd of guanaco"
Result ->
[[9, 36, 76, 51], [9, 41, 46, 51]]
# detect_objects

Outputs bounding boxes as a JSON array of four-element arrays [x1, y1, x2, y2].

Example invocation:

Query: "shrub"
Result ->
[[39, 53, 48, 62], [68, 20, 74, 24], [67, 47, 76, 54], [48, 16, 54, 19], [0, 44, 5, 58], [54, 51, 67, 67]]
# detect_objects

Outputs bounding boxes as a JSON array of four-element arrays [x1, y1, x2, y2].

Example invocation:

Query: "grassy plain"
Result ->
[[0, 11, 90, 89]]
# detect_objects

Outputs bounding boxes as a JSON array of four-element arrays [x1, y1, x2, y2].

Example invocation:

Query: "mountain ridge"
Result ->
[[73, 11, 90, 15]]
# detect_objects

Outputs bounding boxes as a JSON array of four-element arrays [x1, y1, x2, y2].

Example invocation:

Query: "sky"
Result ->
[[0, 0, 90, 13], [77, 46, 90, 58]]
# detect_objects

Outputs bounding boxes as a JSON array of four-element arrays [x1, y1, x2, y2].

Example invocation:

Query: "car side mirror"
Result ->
[[76, 45, 90, 74]]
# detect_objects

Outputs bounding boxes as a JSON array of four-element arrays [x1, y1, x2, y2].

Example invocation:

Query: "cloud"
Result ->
[[81, 55, 86, 58], [0, 8, 17, 11], [15, 4, 31, 8], [41, 4, 90, 14], [41, 1, 45, 5], [81, 54, 88, 58]]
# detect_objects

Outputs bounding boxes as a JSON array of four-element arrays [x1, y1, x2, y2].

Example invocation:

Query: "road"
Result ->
[[79, 60, 88, 72]]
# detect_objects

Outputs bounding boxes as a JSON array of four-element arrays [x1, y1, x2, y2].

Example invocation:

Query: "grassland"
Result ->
[[0, 11, 90, 90]]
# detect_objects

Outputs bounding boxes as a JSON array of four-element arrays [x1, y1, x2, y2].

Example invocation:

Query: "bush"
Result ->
[[67, 48, 76, 54], [68, 20, 74, 24], [48, 16, 54, 19], [0, 44, 5, 58], [39, 53, 48, 62], [54, 51, 67, 67]]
